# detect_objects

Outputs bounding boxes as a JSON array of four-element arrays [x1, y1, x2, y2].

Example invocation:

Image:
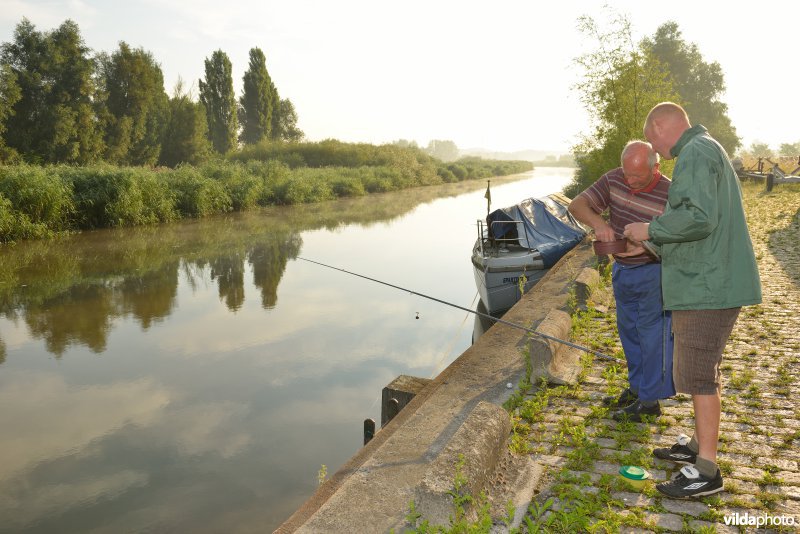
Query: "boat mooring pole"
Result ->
[[484, 180, 491, 216]]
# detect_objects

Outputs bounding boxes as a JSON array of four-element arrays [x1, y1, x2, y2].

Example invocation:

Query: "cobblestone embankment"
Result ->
[[513, 182, 800, 533]]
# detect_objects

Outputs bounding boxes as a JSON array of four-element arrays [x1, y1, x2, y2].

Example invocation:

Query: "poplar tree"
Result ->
[[199, 50, 238, 154], [159, 79, 211, 167], [96, 42, 169, 165], [268, 79, 280, 140], [1, 18, 102, 163], [0, 63, 21, 162], [239, 47, 273, 144]]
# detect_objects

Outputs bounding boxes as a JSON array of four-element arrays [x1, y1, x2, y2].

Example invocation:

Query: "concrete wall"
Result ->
[[275, 239, 596, 533]]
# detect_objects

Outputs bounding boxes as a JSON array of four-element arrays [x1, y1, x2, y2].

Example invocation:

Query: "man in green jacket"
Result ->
[[624, 102, 761, 499]]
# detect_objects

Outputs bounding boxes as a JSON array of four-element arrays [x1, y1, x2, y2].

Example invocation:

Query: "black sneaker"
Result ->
[[653, 434, 697, 465], [602, 388, 638, 408], [656, 465, 723, 499], [612, 399, 661, 422]]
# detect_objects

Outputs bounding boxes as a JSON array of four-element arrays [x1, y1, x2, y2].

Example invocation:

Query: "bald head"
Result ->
[[621, 140, 659, 190], [644, 102, 691, 159], [621, 140, 658, 168]]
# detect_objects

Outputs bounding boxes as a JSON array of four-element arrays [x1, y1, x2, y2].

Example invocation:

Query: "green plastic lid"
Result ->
[[619, 465, 650, 480]]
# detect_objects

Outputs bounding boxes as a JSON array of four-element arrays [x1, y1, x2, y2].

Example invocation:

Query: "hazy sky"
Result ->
[[1, 1, 798, 154]]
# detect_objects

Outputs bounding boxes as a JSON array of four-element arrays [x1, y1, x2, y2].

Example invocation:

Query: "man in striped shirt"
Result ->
[[568, 140, 675, 422]]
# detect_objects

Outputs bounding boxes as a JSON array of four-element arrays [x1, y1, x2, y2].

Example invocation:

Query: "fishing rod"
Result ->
[[297, 257, 623, 364]]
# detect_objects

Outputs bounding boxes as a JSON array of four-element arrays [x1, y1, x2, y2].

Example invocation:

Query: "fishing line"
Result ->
[[297, 257, 623, 364], [428, 291, 480, 378], [363, 292, 478, 421]]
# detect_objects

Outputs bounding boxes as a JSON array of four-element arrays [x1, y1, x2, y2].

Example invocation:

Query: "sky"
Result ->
[[1, 0, 798, 155]]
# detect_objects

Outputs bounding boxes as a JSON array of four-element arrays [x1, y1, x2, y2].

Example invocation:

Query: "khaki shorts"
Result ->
[[672, 308, 741, 395]]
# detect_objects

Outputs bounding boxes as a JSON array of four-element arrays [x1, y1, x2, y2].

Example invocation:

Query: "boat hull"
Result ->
[[470, 192, 586, 316], [471, 242, 547, 315]]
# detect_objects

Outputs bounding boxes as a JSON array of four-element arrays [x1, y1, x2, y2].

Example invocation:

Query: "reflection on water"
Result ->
[[0, 220, 302, 356], [0, 169, 574, 532], [0, 176, 511, 355]]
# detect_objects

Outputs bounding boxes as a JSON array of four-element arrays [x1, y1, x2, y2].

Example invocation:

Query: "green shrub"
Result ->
[[243, 159, 291, 205], [65, 166, 175, 228], [362, 172, 393, 193], [128, 168, 178, 224], [275, 169, 335, 204], [0, 164, 74, 229], [168, 165, 232, 217], [200, 161, 263, 211], [330, 174, 367, 197], [447, 164, 468, 180], [0, 144, 533, 243], [61, 166, 123, 228], [0, 192, 54, 242]]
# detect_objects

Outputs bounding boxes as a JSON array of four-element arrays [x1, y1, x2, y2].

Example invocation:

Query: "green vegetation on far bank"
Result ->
[[0, 139, 533, 244]]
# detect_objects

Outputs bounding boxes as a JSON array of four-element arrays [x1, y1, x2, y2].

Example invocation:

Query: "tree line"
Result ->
[[566, 16, 746, 197], [0, 18, 302, 167]]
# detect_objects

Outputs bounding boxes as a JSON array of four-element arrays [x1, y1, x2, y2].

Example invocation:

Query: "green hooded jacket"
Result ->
[[647, 125, 762, 310]]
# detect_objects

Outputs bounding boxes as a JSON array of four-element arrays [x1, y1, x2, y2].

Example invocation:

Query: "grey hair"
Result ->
[[621, 140, 659, 168]]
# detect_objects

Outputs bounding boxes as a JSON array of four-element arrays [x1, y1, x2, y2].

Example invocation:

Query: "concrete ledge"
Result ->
[[487, 452, 544, 529], [276, 238, 596, 533], [574, 266, 600, 311], [530, 308, 581, 386], [413, 401, 511, 526]]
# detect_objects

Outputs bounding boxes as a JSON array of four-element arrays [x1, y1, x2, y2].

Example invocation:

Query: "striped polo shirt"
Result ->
[[578, 167, 671, 265]]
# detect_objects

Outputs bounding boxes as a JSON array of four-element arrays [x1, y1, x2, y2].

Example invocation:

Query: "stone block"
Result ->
[[413, 401, 512, 526], [574, 267, 600, 310], [529, 308, 581, 386], [381, 374, 431, 427]]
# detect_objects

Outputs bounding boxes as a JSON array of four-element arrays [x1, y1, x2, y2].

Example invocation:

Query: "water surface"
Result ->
[[0, 167, 575, 533]]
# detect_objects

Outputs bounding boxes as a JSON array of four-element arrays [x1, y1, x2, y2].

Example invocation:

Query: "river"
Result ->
[[0, 166, 575, 533]]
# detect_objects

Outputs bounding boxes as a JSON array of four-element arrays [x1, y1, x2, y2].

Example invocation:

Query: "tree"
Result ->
[[778, 142, 800, 157], [0, 63, 22, 162], [748, 141, 773, 159], [268, 79, 280, 140], [199, 50, 238, 154], [1, 18, 103, 163], [238, 47, 274, 144], [96, 42, 169, 165], [566, 10, 678, 197], [642, 22, 740, 154], [393, 139, 419, 149], [426, 139, 459, 162], [159, 79, 211, 167], [274, 98, 304, 142]]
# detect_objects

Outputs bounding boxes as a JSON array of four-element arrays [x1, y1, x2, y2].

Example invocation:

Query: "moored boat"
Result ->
[[471, 193, 586, 315]]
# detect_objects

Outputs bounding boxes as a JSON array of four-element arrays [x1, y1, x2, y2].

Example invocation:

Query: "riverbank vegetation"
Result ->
[[0, 142, 532, 243], [0, 18, 532, 244]]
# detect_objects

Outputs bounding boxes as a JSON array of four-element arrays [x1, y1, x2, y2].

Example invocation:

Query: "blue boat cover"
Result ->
[[487, 194, 586, 267]]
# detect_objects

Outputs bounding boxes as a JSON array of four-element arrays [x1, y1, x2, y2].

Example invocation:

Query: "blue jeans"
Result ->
[[612, 262, 675, 402]]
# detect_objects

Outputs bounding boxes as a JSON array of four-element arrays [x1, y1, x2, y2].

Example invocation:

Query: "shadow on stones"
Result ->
[[767, 203, 800, 288]]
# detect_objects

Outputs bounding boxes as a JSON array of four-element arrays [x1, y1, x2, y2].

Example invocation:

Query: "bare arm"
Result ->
[[568, 195, 616, 242]]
